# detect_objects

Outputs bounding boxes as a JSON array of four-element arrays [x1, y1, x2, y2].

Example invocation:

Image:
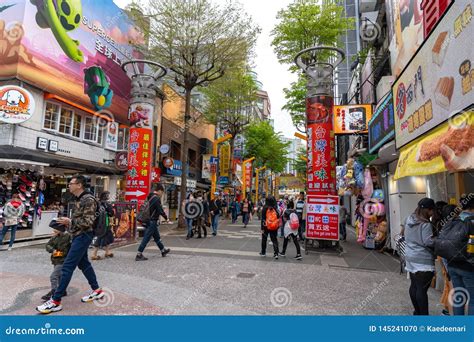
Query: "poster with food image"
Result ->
[[394, 110, 473, 180], [110, 202, 137, 246], [129, 103, 153, 128], [334, 104, 373, 134], [393, 0, 474, 149]]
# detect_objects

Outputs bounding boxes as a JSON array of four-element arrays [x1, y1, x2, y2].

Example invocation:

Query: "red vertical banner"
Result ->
[[306, 96, 336, 196], [125, 127, 152, 203], [245, 161, 253, 195]]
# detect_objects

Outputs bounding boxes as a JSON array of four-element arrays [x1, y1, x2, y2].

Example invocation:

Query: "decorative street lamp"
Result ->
[[121, 60, 167, 204], [295, 46, 344, 245]]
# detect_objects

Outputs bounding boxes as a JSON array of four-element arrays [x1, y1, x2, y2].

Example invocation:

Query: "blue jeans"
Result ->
[[242, 212, 249, 225], [53, 232, 99, 301], [231, 210, 237, 223], [448, 265, 474, 315], [186, 218, 193, 237], [339, 222, 346, 240], [0, 224, 17, 247], [138, 220, 164, 252], [211, 214, 219, 234]]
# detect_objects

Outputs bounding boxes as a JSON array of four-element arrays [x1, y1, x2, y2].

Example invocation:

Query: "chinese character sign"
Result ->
[[306, 96, 336, 196], [306, 195, 339, 240], [219, 145, 231, 177], [245, 161, 253, 194], [125, 127, 152, 203]]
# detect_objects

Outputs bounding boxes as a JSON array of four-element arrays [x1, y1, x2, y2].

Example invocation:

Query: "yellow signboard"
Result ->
[[219, 145, 231, 177], [394, 111, 473, 180]]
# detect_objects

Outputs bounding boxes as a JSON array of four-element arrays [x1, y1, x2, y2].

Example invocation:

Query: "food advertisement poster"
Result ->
[[386, 0, 424, 77], [393, 0, 474, 149], [0, 0, 144, 123], [111, 202, 137, 245], [394, 110, 473, 179], [306, 195, 339, 241], [334, 104, 373, 134]]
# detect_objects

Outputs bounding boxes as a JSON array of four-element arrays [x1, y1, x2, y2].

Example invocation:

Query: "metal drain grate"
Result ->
[[236, 272, 256, 278]]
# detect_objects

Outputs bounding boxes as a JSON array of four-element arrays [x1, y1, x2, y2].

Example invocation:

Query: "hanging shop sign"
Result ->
[[0, 85, 36, 124], [105, 122, 119, 151], [163, 157, 174, 169], [0, 1, 143, 122], [393, 0, 474, 149], [306, 96, 336, 195], [386, 0, 424, 77], [219, 145, 231, 177], [306, 195, 339, 241], [159, 144, 170, 154], [173, 177, 196, 188], [202, 154, 212, 179], [115, 151, 128, 171], [245, 161, 253, 193], [394, 110, 473, 180], [334, 104, 373, 134], [125, 128, 152, 202], [151, 167, 161, 183], [368, 92, 395, 153]]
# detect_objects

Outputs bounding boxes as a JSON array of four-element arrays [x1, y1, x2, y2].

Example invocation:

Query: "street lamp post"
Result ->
[[121, 60, 167, 204], [294, 46, 344, 244]]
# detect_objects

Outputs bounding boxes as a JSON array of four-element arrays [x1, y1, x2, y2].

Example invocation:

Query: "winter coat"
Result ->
[[404, 213, 435, 266], [45, 233, 71, 265], [69, 191, 97, 237], [3, 200, 25, 226]]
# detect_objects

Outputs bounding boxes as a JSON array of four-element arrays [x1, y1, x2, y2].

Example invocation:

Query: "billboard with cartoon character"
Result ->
[[0, 0, 144, 123]]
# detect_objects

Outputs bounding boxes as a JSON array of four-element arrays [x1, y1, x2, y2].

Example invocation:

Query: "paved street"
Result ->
[[0, 217, 441, 315]]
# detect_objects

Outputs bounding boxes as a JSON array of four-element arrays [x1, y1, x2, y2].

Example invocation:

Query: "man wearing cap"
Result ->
[[209, 192, 222, 236], [404, 197, 436, 315]]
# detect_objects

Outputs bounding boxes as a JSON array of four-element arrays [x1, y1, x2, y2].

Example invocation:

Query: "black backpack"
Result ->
[[435, 217, 473, 264], [83, 194, 108, 238], [137, 196, 155, 223]]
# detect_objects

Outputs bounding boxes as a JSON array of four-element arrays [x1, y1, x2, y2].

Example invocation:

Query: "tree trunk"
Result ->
[[178, 88, 192, 228]]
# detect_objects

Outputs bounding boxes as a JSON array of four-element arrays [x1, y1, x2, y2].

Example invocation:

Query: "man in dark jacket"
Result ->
[[209, 192, 222, 236], [36, 175, 105, 314], [136, 184, 170, 261]]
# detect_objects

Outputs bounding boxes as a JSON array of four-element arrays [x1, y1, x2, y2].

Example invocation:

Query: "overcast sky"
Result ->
[[114, 0, 297, 138]]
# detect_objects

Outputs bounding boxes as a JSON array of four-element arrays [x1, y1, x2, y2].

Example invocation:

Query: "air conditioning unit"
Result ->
[[376, 76, 395, 102]]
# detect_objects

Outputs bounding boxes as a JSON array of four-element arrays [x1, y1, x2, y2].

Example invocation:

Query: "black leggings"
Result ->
[[261, 229, 279, 256], [282, 233, 301, 255], [409, 271, 434, 315]]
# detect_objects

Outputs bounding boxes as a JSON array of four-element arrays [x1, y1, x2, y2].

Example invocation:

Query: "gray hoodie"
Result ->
[[404, 213, 435, 266]]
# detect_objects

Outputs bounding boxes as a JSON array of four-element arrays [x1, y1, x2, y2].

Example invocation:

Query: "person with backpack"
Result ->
[[136, 184, 170, 261], [36, 175, 105, 314], [91, 192, 115, 260], [0, 192, 25, 251], [209, 192, 222, 236], [405, 198, 436, 315], [436, 199, 474, 315], [279, 200, 302, 260], [295, 192, 305, 241], [260, 196, 280, 259]]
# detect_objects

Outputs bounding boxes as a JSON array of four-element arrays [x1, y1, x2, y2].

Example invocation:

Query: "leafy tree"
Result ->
[[282, 73, 306, 132], [202, 66, 259, 182], [244, 121, 290, 173], [130, 0, 259, 224], [292, 147, 307, 183]]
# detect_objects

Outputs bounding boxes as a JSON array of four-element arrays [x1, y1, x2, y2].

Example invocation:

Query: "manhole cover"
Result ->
[[236, 272, 256, 279]]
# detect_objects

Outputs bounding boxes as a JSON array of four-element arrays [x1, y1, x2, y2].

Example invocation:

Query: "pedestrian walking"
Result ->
[[41, 223, 71, 301], [195, 192, 207, 238], [242, 198, 251, 228], [0, 192, 25, 250], [339, 198, 348, 241], [36, 175, 105, 314], [295, 192, 305, 241], [405, 198, 436, 315], [230, 197, 238, 224], [136, 184, 170, 260], [209, 192, 222, 236], [260, 196, 280, 259], [279, 201, 302, 260], [183, 193, 195, 240], [91, 191, 115, 260], [436, 200, 474, 315]]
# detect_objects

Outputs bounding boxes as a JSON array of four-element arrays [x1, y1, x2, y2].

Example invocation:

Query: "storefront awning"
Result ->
[[394, 111, 473, 180], [0, 158, 49, 172]]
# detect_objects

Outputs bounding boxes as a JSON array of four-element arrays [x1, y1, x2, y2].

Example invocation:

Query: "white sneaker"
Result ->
[[81, 289, 105, 303], [7, 247, 12, 251], [36, 299, 62, 314]]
